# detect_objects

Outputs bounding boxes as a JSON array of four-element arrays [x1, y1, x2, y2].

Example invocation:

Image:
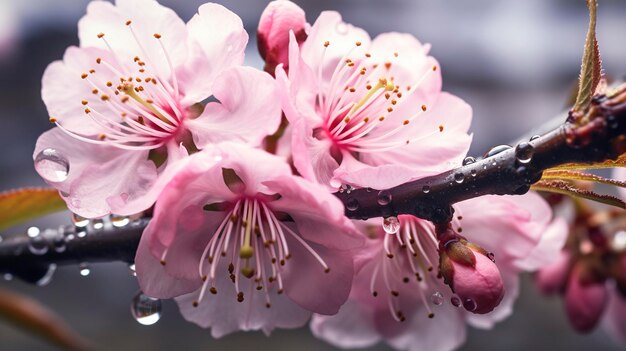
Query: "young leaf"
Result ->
[[0, 188, 67, 231], [542, 169, 626, 188], [573, 0, 602, 113], [532, 180, 625, 209]]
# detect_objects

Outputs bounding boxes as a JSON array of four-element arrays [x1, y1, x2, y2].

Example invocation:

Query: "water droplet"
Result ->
[[129, 263, 137, 277], [72, 213, 89, 227], [131, 291, 162, 326], [431, 291, 444, 305], [454, 172, 464, 184], [77, 231, 87, 238], [463, 298, 477, 312], [28, 235, 48, 255], [451, 296, 461, 307], [3, 273, 13, 281], [344, 184, 354, 194], [612, 231, 626, 251], [36, 264, 57, 287], [346, 197, 359, 211], [529, 135, 540, 141], [52, 235, 66, 253], [35, 148, 69, 182], [377, 190, 392, 205], [65, 233, 76, 242], [382, 216, 400, 234], [335, 22, 349, 35], [27, 226, 40, 238], [484, 144, 511, 158], [515, 142, 534, 164], [470, 169, 477, 177], [422, 185, 430, 194], [111, 215, 130, 227], [92, 218, 104, 230], [487, 252, 495, 262], [365, 187, 373, 193], [462, 156, 476, 166], [79, 263, 90, 277]]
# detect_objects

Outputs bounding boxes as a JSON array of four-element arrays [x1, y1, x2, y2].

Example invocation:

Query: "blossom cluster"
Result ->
[[33, 1, 572, 350]]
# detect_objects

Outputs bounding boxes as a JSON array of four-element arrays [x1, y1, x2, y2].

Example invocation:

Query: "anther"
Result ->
[[428, 313, 435, 319], [81, 73, 88, 79], [323, 41, 329, 47], [81, 100, 88, 106], [391, 290, 400, 297], [355, 41, 362, 46], [209, 287, 217, 295], [192, 301, 199, 307], [125, 20, 132, 26], [403, 120, 409, 125], [387, 107, 393, 112], [236, 292, 244, 302], [154, 33, 162, 39], [98, 133, 106, 140], [97, 33, 104, 38], [324, 267, 330, 273], [96, 58, 101, 64], [160, 259, 166, 266], [84, 108, 91, 114], [89, 69, 95, 74], [49, 117, 57, 123], [421, 105, 427, 112], [439, 125, 444, 132]]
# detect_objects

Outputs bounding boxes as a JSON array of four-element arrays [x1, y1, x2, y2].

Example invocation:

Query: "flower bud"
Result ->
[[536, 249, 571, 295], [564, 261, 608, 333], [439, 236, 504, 314], [257, 0, 307, 75]]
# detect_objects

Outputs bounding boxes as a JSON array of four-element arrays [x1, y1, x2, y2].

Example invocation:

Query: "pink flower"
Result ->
[[135, 142, 363, 337], [535, 249, 571, 295], [34, 0, 281, 218], [257, 0, 307, 75], [311, 192, 567, 351], [565, 262, 608, 333], [275, 6, 472, 189]]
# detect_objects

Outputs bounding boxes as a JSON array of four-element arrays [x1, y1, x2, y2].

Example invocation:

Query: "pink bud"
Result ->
[[257, 0, 307, 75], [564, 262, 608, 333], [536, 250, 571, 295], [440, 239, 505, 314]]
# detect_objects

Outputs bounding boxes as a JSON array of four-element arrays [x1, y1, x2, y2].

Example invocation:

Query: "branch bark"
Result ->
[[2, 90, 626, 283]]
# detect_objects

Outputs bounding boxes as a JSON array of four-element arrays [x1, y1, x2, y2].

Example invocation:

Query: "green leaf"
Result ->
[[0, 188, 67, 231], [542, 169, 626, 188], [532, 180, 625, 209], [573, 0, 602, 113]]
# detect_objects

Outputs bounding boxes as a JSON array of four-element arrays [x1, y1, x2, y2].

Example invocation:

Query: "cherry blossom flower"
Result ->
[[34, 0, 280, 218], [135, 142, 363, 337], [311, 192, 567, 351], [274, 4, 472, 189]]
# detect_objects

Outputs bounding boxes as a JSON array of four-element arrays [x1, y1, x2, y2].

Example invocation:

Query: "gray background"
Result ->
[[0, 0, 625, 350]]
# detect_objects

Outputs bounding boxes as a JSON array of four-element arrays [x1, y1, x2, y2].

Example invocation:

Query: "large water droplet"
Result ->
[[131, 291, 162, 326], [346, 197, 359, 211], [79, 263, 90, 277], [463, 298, 477, 312], [377, 190, 392, 206], [35, 148, 69, 182], [451, 296, 461, 307], [36, 264, 57, 287], [335, 22, 349, 35], [382, 216, 400, 234], [484, 145, 511, 158], [72, 213, 89, 227], [454, 172, 465, 184], [28, 231, 48, 256], [515, 142, 534, 164], [430, 291, 444, 306], [462, 156, 476, 166]]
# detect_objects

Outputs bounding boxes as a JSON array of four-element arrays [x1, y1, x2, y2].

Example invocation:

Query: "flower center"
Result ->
[[163, 197, 330, 308], [316, 40, 438, 157], [52, 22, 186, 151]]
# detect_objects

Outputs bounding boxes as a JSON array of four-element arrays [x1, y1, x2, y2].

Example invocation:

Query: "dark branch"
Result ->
[[2, 90, 626, 283]]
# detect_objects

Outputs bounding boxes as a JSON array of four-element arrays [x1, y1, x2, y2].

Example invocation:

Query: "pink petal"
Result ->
[[78, 0, 188, 80], [290, 119, 338, 186], [281, 229, 355, 315], [451, 251, 504, 315], [466, 267, 519, 329], [185, 67, 281, 149], [602, 286, 626, 344], [514, 216, 568, 271], [135, 226, 202, 299], [178, 3, 248, 104], [310, 300, 381, 349], [535, 250, 572, 296], [565, 263, 608, 333], [34, 128, 156, 218], [175, 260, 311, 338]]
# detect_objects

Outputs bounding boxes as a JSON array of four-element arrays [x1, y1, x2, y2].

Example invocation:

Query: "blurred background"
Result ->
[[0, 0, 625, 350]]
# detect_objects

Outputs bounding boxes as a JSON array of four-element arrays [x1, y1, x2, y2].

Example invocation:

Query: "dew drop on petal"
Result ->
[[35, 148, 69, 182], [377, 190, 392, 205], [454, 172, 464, 184], [131, 291, 162, 326], [463, 298, 477, 312], [79, 263, 90, 277], [382, 216, 400, 234], [484, 144, 511, 158], [346, 197, 359, 211], [431, 291, 444, 305], [462, 156, 476, 166], [451, 296, 461, 307], [36, 264, 57, 287]]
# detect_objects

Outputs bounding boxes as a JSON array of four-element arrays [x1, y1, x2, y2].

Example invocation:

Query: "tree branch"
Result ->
[[2, 90, 626, 283]]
